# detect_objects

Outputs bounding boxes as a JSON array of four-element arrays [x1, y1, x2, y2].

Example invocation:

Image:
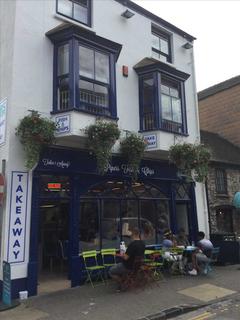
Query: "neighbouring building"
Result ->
[[0, 0, 207, 298], [198, 75, 240, 147], [201, 130, 240, 236]]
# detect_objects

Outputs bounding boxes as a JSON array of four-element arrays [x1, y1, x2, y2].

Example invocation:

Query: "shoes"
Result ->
[[188, 268, 198, 276]]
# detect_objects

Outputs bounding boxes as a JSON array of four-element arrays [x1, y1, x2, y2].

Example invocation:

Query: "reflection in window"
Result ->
[[79, 200, 100, 251], [102, 200, 120, 249], [57, 0, 90, 26]]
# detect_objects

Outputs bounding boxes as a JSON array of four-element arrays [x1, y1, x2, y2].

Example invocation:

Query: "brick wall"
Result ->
[[199, 84, 240, 147], [207, 165, 240, 235]]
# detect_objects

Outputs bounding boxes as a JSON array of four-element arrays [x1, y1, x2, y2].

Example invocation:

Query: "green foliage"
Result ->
[[16, 111, 56, 169], [120, 132, 147, 181], [169, 142, 211, 183], [86, 120, 120, 174]]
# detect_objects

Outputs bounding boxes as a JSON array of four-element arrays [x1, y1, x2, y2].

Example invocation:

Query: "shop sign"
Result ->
[[0, 98, 7, 146], [42, 159, 71, 169], [143, 134, 157, 150], [55, 114, 70, 134], [2, 261, 11, 305], [105, 163, 155, 177], [8, 172, 28, 263]]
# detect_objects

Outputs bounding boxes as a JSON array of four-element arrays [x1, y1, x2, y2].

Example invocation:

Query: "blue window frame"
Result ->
[[151, 25, 172, 63], [135, 60, 189, 135], [56, 0, 91, 26], [48, 25, 122, 119]]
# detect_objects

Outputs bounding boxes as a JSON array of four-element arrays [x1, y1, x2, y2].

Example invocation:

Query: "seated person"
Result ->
[[162, 229, 177, 249], [109, 225, 152, 287], [176, 228, 190, 247], [188, 231, 213, 276]]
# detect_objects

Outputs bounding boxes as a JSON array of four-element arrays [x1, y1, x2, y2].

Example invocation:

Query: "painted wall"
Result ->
[[0, 0, 207, 284]]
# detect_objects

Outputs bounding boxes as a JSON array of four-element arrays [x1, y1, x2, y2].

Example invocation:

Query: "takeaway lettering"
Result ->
[[12, 174, 24, 260]]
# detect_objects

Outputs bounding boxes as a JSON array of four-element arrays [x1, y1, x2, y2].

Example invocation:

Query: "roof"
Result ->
[[114, 0, 196, 42], [198, 75, 240, 101], [201, 130, 240, 166]]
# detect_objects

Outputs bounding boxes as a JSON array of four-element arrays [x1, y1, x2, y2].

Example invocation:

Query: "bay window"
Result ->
[[48, 25, 122, 118], [136, 60, 189, 134]]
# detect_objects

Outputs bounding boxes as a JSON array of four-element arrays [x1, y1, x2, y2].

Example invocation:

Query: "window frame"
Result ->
[[151, 26, 172, 63], [215, 168, 228, 195], [49, 26, 122, 119], [139, 71, 187, 135], [56, 0, 92, 27]]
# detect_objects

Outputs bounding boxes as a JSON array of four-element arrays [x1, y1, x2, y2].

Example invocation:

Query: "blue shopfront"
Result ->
[[26, 147, 198, 296]]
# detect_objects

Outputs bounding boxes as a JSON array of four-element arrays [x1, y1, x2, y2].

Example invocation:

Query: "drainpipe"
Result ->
[[205, 180, 212, 236]]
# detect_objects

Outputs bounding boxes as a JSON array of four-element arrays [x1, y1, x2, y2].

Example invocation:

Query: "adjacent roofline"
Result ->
[[114, 0, 196, 42], [198, 75, 240, 101]]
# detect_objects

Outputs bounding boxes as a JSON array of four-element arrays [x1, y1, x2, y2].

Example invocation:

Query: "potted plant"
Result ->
[[169, 142, 211, 182], [16, 111, 56, 169], [120, 132, 147, 181], [86, 120, 120, 174]]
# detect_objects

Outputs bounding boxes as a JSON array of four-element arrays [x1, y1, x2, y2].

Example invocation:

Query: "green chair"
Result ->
[[82, 250, 105, 287], [101, 248, 116, 268], [144, 249, 164, 281], [101, 248, 117, 281]]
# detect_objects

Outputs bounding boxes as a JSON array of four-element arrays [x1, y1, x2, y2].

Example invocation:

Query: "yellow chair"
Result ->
[[82, 250, 105, 287], [144, 249, 164, 280]]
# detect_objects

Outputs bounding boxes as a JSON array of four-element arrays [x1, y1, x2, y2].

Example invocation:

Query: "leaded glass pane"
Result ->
[[160, 38, 169, 54], [161, 94, 172, 120], [152, 34, 160, 50], [58, 44, 69, 76], [73, 2, 88, 24], [172, 98, 182, 123], [79, 46, 94, 79], [58, 0, 72, 17], [95, 52, 109, 84]]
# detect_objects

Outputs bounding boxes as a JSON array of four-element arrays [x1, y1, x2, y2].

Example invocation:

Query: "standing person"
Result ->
[[176, 228, 190, 247], [188, 231, 213, 276], [109, 225, 152, 287]]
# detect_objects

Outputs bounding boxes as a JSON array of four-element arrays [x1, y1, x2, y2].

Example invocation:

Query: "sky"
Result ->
[[133, 0, 240, 91]]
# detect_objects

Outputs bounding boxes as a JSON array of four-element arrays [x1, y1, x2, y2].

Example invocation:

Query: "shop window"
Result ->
[[56, 0, 91, 26], [151, 26, 172, 63], [215, 168, 227, 194], [79, 200, 100, 251], [79, 180, 170, 250]]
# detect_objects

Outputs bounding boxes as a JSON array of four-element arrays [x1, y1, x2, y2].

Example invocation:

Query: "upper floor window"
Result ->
[[136, 60, 190, 135], [48, 25, 122, 118], [151, 26, 171, 63], [215, 168, 227, 194], [56, 0, 91, 26]]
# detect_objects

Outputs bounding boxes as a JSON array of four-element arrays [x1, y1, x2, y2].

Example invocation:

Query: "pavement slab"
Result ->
[[0, 265, 239, 320]]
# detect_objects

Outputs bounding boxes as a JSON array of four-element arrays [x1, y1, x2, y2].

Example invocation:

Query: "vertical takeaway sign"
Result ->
[[8, 172, 28, 263], [0, 98, 7, 146]]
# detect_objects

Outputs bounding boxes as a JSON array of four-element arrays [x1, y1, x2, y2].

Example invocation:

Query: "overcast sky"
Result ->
[[133, 0, 240, 92]]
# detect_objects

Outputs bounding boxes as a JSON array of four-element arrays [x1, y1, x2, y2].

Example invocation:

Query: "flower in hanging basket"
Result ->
[[169, 142, 211, 183], [16, 111, 56, 169], [85, 120, 120, 174], [120, 132, 146, 181]]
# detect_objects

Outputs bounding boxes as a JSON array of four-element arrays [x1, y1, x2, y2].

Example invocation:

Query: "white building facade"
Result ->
[[0, 0, 208, 298]]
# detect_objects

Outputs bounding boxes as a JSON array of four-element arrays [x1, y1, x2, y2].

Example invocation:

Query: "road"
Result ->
[[173, 296, 240, 320]]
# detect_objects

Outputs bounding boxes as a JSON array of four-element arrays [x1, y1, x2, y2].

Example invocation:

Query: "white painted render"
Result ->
[[0, 0, 207, 281]]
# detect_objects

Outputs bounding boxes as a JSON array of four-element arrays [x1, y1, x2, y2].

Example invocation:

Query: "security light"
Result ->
[[121, 9, 135, 19], [183, 42, 193, 49]]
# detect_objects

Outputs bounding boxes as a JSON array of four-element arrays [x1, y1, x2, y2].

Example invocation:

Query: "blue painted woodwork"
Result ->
[[24, 147, 199, 296]]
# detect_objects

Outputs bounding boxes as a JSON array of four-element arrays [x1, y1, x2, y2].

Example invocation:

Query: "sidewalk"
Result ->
[[1, 265, 240, 320]]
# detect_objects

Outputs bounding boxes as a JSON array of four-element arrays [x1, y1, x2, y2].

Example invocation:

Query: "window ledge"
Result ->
[[139, 128, 189, 137], [215, 193, 229, 198], [54, 13, 92, 29], [51, 107, 119, 121]]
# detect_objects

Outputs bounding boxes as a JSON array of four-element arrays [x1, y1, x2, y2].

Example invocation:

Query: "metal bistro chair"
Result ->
[[82, 250, 105, 287], [144, 249, 164, 281], [203, 247, 220, 275], [101, 248, 116, 281]]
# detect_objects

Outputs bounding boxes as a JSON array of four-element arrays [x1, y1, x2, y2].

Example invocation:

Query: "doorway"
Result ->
[[38, 199, 70, 294]]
